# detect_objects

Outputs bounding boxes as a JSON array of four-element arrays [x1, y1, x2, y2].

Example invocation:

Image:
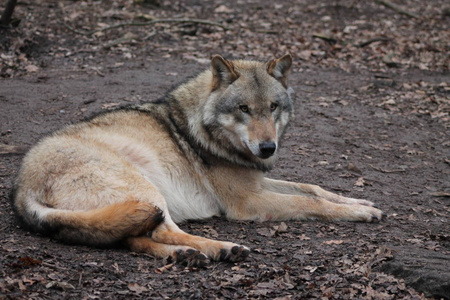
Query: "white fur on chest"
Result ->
[[109, 135, 222, 223], [146, 172, 222, 223]]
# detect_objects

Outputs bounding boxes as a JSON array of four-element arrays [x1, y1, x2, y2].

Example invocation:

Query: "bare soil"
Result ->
[[1, 0, 449, 299]]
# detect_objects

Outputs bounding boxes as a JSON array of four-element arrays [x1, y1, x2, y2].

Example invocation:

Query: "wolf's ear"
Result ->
[[211, 55, 240, 91], [267, 54, 292, 87]]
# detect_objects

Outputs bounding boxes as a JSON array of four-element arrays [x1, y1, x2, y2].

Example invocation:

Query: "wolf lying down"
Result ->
[[12, 54, 383, 266]]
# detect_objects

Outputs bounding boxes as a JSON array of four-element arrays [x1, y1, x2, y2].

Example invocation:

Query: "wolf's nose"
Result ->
[[259, 142, 276, 158]]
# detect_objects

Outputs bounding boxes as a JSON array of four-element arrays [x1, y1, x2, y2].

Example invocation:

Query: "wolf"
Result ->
[[12, 54, 383, 266]]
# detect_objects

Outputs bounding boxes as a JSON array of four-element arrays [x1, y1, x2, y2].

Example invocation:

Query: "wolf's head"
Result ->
[[200, 54, 294, 171]]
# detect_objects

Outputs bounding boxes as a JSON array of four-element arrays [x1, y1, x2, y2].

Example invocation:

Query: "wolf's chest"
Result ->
[[148, 172, 223, 223], [99, 132, 223, 223], [126, 146, 222, 223]]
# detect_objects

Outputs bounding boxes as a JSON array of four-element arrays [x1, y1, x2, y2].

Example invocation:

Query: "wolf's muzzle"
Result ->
[[259, 142, 276, 159]]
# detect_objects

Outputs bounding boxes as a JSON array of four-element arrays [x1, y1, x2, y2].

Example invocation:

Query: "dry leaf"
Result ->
[[354, 177, 365, 187], [298, 50, 312, 61], [18, 281, 26, 291], [154, 263, 174, 274], [273, 222, 288, 234], [347, 163, 362, 174], [322, 240, 345, 245], [101, 103, 121, 110], [214, 5, 233, 13], [45, 281, 75, 290], [25, 65, 39, 73], [128, 283, 148, 294], [298, 234, 311, 241], [257, 228, 275, 237], [304, 266, 318, 273]]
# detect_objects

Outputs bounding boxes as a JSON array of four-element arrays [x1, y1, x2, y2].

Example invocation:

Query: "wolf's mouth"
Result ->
[[257, 152, 275, 159]]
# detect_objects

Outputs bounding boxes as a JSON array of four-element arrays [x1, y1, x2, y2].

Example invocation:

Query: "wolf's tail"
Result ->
[[15, 198, 164, 246]]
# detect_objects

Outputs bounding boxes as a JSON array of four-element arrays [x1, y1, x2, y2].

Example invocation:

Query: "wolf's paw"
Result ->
[[174, 248, 210, 268], [219, 245, 251, 262], [371, 210, 387, 222], [352, 205, 384, 222]]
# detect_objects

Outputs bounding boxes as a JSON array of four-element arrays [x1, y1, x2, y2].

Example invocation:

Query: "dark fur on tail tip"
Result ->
[[9, 186, 57, 234]]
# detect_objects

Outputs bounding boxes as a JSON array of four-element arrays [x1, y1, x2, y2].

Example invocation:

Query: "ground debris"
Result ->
[[0, 0, 448, 299]]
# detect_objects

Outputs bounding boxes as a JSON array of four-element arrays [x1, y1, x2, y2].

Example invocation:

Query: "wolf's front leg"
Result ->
[[263, 178, 377, 207], [225, 178, 383, 222]]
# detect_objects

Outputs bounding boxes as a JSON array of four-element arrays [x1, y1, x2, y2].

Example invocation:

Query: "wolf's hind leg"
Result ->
[[125, 236, 210, 267], [151, 222, 250, 262]]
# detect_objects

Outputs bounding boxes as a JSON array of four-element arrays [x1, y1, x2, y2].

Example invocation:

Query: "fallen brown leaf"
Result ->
[[45, 281, 76, 290], [354, 177, 365, 187], [128, 282, 148, 294], [154, 263, 174, 274], [322, 240, 345, 245]]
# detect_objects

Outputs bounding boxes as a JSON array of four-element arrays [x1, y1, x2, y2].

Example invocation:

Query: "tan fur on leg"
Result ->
[[125, 236, 210, 267], [151, 223, 250, 262]]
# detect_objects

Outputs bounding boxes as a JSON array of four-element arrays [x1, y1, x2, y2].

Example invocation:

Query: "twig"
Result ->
[[78, 271, 83, 287], [103, 33, 139, 49], [312, 33, 337, 45], [357, 36, 390, 48], [41, 261, 70, 270], [369, 164, 406, 173], [65, 18, 231, 36], [255, 29, 279, 34], [431, 192, 450, 197], [0, 144, 28, 155], [143, 31, 157, 41], [375, 0, 420, 19], [61, 22, 89, 35]]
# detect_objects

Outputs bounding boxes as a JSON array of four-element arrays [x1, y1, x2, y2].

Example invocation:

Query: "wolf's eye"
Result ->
[[270, 103, 278, 112], [239, 105, 249, 113]]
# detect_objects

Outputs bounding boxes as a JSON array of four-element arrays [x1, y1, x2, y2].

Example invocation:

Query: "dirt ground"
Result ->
[[1, 0, 449, 299]]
